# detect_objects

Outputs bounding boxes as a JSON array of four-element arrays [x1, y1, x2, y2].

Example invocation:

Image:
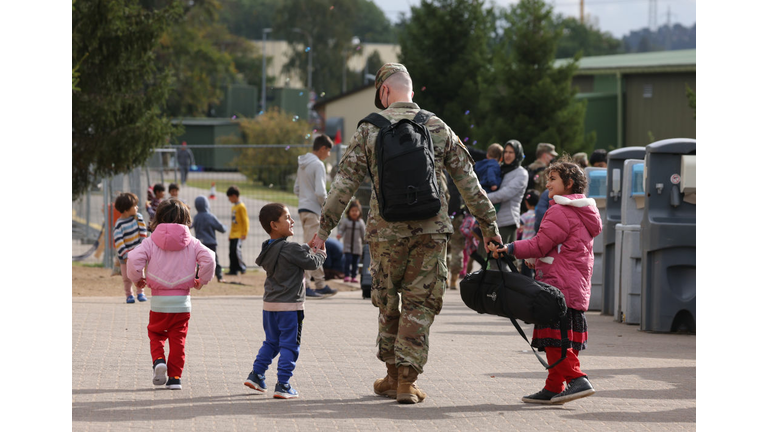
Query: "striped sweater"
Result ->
[[114, 214, 148, 263]]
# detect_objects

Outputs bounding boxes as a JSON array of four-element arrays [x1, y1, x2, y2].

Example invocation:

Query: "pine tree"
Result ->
[[398, 0, 493, 144], [478, 0, 594, 159]]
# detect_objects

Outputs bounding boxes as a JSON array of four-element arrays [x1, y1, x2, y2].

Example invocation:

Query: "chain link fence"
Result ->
[[72, 145, 371, 270]]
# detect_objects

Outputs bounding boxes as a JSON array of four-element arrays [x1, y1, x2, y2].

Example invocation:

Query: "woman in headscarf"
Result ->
[[486, 140, 528, 250]]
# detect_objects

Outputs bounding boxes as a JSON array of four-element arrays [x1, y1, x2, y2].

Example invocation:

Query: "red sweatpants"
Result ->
[[544, 347, 586, 393], [147, 311, 191, 378]]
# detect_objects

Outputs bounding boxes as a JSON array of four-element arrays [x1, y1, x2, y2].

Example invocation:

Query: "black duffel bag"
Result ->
[[460, 252, 569, 369]]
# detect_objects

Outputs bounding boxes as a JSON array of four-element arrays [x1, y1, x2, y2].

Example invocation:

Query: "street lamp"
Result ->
[[261, 28, 272, 114], [291, 28, 313, 93]]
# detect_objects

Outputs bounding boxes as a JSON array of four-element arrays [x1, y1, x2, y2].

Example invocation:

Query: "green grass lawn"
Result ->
[[186, 179, 298, 207]]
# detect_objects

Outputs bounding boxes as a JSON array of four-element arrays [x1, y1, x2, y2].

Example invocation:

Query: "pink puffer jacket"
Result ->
[[511, 194, 602, 311], [127, 224, 215, 296]]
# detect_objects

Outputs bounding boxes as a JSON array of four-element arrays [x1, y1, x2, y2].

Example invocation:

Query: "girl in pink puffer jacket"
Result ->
[[493, 158, 602, 406], [127, 198, 215, 390]]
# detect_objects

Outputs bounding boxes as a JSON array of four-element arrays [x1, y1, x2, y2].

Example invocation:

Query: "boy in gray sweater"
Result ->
[[244, 203, 326, 399]]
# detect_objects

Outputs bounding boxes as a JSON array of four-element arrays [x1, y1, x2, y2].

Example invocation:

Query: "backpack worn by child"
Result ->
[[357, 110, 441, 222]]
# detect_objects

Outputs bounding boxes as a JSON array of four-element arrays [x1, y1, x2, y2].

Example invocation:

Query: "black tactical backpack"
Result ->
[[357, 110, 441, 222]]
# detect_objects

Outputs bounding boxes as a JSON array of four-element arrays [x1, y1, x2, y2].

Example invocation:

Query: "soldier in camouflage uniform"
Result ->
[[309, 63, 500, 404], [526, 143, 559, 193]]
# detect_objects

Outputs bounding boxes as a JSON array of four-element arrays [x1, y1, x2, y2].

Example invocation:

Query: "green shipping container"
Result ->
[[172, 118, 242, 171]]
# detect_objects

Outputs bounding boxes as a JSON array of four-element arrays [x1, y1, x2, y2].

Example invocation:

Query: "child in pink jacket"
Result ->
[[127, 198, 215, 390], [492, 157, 602, 406]]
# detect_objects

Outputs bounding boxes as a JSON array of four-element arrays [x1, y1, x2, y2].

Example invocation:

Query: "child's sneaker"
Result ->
[[244, 371, 266, 392], [343, 276, 351, 283], [166, 376, 182, 390], [152, 359, 167, 386], [137, 293, 148, 302], [316, 285, 337, 297], [273, 382, 298, 399], [350, 277, 359, 283], [126, 295, 135, 304]]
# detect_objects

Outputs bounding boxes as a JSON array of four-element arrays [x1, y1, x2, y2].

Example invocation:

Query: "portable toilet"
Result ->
[[584, 167, 607, 311], [640, 139, 696, 333], [615, 160, 645, 324]]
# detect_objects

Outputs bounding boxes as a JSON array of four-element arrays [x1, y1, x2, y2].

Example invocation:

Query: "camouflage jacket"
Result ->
[[318, 102, 499, 243], [526, 159, 549, 193]]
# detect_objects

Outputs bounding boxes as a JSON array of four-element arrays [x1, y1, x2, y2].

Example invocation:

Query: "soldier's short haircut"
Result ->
[[313, 134, 333, 151], [545, 155, 587, 194], [259, 203, 287, 233], [114, 192, 138, 213], [385, 72, 412, 93], [486, 143, 503, 160]]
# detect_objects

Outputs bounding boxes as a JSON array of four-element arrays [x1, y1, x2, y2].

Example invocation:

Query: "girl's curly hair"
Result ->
[[545, 154, 587, 195]]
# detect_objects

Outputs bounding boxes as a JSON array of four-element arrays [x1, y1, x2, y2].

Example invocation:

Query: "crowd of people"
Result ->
[[109, 62, 606, 407]]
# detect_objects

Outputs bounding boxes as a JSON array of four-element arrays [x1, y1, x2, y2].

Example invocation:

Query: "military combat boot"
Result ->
[[373, 362, 398, 398], [396, 365, 427, 404], [450, 273, 458, 290]]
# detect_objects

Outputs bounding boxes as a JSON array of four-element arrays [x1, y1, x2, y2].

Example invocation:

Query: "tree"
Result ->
[[153, 0, 240, 117], [398, 0, 493, 144], [685, 83, 695, 120], [477, 0, 594, 159], [224, 109, 310, 189], [72, 0, 182, 199], [555, 16, 622, 59]]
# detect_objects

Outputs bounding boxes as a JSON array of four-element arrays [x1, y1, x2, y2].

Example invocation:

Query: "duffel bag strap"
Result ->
[[507, 311, 570, 370]]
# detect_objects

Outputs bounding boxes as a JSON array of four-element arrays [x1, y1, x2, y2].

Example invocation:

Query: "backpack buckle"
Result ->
[[487, 291, 497, 301]]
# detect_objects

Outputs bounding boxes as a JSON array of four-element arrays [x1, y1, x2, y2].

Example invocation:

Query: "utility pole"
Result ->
[[648, 0, 657, 31], [580, 0, 584, 24]]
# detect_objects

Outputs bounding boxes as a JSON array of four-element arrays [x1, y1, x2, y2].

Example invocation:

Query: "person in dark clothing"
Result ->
[[192, 195, 227, 282]]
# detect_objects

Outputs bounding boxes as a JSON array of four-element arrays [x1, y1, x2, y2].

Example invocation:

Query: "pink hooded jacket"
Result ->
[[511, 194, 602, 311], [127, 224, 215, 311]]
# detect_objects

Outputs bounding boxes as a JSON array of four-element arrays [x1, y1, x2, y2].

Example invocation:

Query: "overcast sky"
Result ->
[[372, 0, 696, 39]]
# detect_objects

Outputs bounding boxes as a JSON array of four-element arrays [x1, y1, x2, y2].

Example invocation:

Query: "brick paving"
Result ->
[[72, 290, 695, 431]]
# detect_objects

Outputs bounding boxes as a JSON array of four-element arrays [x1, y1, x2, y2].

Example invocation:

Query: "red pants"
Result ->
[[147, 311, 190, 378], [544, 347, 586, 393]]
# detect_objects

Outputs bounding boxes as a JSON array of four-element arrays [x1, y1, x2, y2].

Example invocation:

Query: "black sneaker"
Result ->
[[166, 376, 182, 390], [550, 376, 595, 404], [152, 358, 167, 386], [521, 388, 562, 405]]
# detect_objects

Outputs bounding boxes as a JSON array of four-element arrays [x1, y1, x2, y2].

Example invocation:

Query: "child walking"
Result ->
[[244, 203, 326, 399], [112, 192, 149, 303], [192, 195, 228, 282], [127, 198, 215, 390], [226, 185, 249, 275], [492, 157, 602, 405], [336, 200, 366, 283]]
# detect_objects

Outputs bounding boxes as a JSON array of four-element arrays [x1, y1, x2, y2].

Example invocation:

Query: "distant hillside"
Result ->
[[622, 23, 696, 53]]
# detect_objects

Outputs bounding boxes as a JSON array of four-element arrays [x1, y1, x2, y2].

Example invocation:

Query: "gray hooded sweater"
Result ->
[[191, 196, 227, 246], [294, 152, 327, 215], [255, 238, 327, 311]]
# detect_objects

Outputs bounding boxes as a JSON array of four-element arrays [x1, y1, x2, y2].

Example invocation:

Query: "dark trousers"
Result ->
[[253, 310, 304, 385], [344, 253, 360, 278], [229, 238, 246, 273], [180, 165, 190, 184], [204, 243, 223, 280]]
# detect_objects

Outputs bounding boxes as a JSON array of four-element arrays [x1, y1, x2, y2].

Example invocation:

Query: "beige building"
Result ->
[[255, 40, 400, 90], [313, 85, 378, 146]]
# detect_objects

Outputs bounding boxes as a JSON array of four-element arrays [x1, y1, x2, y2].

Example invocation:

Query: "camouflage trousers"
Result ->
[[369, 234, 448, 374], [447, 214, 465, 275]]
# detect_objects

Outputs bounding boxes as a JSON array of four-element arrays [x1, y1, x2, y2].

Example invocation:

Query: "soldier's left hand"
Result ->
[[484, 235, 503, 253]]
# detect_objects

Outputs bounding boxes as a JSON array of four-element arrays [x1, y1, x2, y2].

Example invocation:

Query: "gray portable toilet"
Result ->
[[584, 167, 607, 311], [603, 147, 647, 316], [615, 160, 645, 324], [641, 138, 696, 333]]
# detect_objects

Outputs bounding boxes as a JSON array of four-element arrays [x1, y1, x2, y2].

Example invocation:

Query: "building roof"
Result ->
[[555, 49, 695, 75]]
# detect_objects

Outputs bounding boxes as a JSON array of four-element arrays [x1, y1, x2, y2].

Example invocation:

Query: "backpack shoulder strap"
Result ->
[[413, 109, 434, 125], [358, 113, 391, 129]]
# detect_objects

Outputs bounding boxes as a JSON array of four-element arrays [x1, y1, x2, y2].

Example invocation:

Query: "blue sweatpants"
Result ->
[[253, 310, 304, 384]]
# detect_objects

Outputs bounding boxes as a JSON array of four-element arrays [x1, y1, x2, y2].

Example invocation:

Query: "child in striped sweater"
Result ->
[[113, 192, 149, 303]]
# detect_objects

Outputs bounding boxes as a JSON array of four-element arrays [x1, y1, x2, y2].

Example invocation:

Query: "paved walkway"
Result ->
[[72, 290, 695, 431]]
